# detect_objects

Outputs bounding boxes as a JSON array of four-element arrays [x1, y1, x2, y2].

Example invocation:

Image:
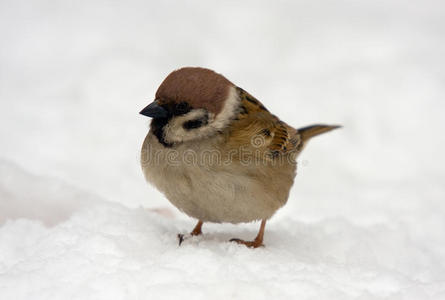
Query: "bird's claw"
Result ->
[[177, 233, 186, 246], [229, 238, 264, 248], [177, 233, 198, 246]]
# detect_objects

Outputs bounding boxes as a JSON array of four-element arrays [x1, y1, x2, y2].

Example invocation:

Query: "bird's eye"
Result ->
[[183, 119, 203, 130], [183, 114, 209, 130]]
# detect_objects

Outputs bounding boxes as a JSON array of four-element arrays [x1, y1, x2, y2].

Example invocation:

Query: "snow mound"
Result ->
[[0, 159, 98, 226], [1, 160, 444, 300], [1, 0, 445, 298]]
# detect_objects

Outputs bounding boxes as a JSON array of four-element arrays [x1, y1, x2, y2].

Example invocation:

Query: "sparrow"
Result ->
[[140, 67, 340, 248]]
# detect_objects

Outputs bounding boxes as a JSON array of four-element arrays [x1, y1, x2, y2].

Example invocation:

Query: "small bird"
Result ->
[[140, 67, 340, 248]]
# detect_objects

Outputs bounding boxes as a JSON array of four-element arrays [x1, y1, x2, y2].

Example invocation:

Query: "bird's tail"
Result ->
[[297, 124, 341, 142]]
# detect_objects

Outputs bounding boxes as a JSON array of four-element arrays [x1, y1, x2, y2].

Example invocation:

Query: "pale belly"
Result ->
[[141, 133, 294, 223]]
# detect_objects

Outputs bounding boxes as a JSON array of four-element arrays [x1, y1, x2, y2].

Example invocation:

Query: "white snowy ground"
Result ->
[[1, 0, 445, 299]]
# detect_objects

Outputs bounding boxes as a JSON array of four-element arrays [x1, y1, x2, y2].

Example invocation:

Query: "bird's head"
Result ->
[[140, 67, 240, 147]]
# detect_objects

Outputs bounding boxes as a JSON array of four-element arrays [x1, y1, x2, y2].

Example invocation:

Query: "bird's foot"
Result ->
[[229, 238, 264, 248], [177, 220, 204, 246], [190, 224, 203, 236], [177, 228, 202, 246], [177, 233, 188, 246]]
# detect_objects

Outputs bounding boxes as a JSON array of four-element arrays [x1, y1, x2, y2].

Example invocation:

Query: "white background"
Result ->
[[1, 1, 444, 299]]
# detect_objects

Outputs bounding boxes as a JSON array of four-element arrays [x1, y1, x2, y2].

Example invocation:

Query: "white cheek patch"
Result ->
[[210, 86, 240, 131], [163, 109, 212, 143], [163, 86, 240, 144]]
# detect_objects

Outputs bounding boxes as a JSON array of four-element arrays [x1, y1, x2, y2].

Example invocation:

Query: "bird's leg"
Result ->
[[190, 220, 203, 236], [178, 220, 204, 245], [230, 219, 266, 248]]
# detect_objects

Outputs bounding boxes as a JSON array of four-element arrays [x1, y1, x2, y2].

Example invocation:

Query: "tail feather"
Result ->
[[298, 124, 341, 142]]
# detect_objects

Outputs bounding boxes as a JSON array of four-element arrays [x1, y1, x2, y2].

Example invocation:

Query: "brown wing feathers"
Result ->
[[233, 88, 297, 157], [231, 87, 340, 159]]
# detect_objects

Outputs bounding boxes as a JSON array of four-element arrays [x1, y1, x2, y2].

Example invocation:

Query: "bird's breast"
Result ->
[[141, 132, 295, 223]]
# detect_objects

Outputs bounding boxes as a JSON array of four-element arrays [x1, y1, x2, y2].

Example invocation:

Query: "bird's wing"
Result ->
[[225, 88, 302, 160]]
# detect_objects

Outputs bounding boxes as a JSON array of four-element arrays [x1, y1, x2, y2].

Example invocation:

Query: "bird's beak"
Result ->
[[139, 101, 168, 118]]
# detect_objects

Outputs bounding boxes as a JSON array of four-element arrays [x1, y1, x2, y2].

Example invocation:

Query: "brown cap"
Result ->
[[155, 67, 234, 115]]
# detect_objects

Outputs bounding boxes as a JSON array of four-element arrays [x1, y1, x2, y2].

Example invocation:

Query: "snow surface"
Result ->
[[1, 0, 445, 299]]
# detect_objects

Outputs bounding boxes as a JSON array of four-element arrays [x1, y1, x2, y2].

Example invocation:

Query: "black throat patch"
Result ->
[[150, 101, 192, 147], [150, 117, 172, 147]]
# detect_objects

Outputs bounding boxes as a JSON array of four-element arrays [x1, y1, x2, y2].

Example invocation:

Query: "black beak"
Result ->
[[140, 102, 168, 118]]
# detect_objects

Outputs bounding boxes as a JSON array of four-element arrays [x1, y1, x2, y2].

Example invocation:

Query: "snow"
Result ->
[[1, 162, 444, 299], [1, 0, 445, 299]]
